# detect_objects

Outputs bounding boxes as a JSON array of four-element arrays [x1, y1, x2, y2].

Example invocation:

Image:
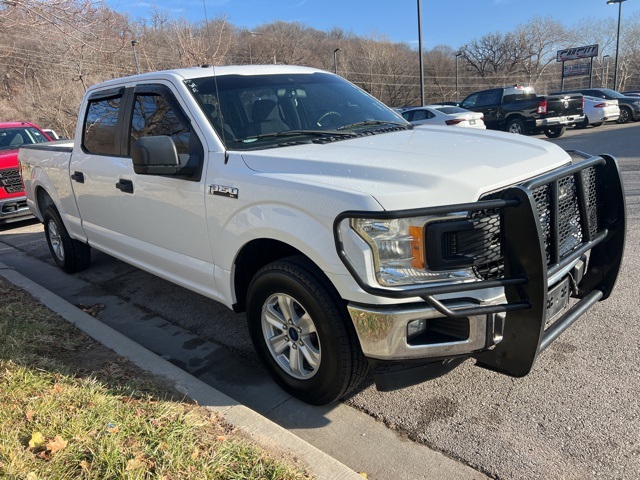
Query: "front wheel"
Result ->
[[246, 256, 367, 405], [544, 126, 566, 138], [43, 206, 91, 273]]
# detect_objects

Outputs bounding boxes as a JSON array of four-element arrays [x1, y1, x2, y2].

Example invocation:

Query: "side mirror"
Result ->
[[131, 136, 180, 175]]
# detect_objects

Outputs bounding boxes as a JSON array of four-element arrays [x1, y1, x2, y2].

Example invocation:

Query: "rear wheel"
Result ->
[[617, 106, 631, 124], [506, 118, 527, 135], [43, 206, 91, 273], [246, 256, 368, 405], [544, 126, 566, 138]]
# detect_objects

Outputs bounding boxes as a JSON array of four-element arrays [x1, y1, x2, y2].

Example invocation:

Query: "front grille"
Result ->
[[467, 209, 503, 279], [0, 168, 24, 194], [531, 166, 598, 264], [475, 165, 600, 279]]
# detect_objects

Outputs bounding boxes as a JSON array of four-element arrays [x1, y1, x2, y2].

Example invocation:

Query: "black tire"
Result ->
[[576, 116, 589, 129], [591, 122, 603, 127], [246, 256, 368, 405], [617, 107, 631, 124], [43, 206, 91, 274], [506, 118, 527, 135], [544, 126, 566, 138]]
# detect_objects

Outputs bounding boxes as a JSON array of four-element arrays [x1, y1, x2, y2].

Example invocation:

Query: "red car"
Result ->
[[0, 122, 52, 224]]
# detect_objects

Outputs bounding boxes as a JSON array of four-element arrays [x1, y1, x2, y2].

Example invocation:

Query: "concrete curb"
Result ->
[[0, 262, 363, 480]]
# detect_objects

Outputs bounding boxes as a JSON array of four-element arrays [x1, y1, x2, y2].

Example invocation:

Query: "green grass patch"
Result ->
[[0, 278, 311, 480]]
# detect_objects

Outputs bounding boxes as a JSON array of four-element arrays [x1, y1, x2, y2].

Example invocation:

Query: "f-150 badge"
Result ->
[[209, 184, 238, 199]]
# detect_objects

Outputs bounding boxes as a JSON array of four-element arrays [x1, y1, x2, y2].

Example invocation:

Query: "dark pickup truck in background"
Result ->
[[460, 86, 584, 138]]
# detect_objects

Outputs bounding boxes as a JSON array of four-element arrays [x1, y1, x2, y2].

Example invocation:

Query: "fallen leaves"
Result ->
[[27, 432, 68, 460], [126, 453, 154, 472], [46, 436, 68, 455], [28, 432, 46, 449], [75, 303, 106, 318]]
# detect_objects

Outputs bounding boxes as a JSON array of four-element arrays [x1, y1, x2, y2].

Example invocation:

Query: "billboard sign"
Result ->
[[557, 45, 599, 62], [563, 63, 591, 77]]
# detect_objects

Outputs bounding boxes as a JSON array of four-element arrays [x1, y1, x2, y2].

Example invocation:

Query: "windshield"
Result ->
[[184, 72, 409, 150], [0, 126, 50, 151]]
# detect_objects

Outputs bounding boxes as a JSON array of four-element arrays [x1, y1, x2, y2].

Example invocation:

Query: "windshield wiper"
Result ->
[[336, 120, 409, 131], [240, 129, 355, 143]]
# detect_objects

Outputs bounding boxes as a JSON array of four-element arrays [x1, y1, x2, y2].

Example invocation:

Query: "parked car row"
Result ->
[[398, 86, 637, 136]]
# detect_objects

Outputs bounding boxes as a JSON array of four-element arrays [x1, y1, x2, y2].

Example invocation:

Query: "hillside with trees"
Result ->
[[2, 0, 639, 137]]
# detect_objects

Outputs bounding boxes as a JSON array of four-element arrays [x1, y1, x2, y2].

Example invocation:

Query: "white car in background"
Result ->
[[577, 96, 620, 128], [400, 105, 486, 129]]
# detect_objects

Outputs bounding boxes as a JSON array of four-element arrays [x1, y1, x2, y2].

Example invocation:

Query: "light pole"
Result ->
[[607, 0, 626, 91], [417, 0, 425, 106], [333, 48, 341, 75], [131, 40, 140, 74], [455, 52, 462, 103], [602, 54, 610, 88]]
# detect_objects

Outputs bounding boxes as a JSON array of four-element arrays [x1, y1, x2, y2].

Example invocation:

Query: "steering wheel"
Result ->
[[316, 111, 342, 128]]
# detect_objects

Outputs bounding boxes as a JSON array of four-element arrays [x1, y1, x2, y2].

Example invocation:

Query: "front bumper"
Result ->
[[348, 293, 505, 361], [337, 152, 626, 386], [0, 196, 31, 223]]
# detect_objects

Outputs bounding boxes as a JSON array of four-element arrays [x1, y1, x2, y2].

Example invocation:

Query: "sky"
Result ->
[[105, 0, 640, 51]]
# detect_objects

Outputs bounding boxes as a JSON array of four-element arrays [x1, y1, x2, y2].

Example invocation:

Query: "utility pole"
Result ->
[[417, 0, 425, 106]]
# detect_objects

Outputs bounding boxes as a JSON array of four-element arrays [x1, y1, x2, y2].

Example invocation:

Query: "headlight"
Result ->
[[346, 215, 476, 287]]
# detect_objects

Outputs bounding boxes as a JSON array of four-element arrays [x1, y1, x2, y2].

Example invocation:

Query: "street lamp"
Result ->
[[131, 40, 140, 74], [602, 54, 610, 88], [455, 52, 463, 103], [607, 0, 627, 91], [247, 31, 261, 65], [333, 48, 341, 75]]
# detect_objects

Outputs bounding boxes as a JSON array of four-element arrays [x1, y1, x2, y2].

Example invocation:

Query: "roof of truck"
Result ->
[[88, 65, 328, 92]]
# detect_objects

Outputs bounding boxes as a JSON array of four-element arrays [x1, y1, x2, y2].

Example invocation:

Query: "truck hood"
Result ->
[[239, 127, 571, 211], [0, 149, 19, 169]]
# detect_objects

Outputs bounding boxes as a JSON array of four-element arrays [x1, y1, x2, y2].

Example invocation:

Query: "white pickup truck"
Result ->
[[19, 66, 626, 405]]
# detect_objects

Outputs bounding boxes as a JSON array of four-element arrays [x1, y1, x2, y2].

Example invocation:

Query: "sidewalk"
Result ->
[[0, 260, 363, 480]]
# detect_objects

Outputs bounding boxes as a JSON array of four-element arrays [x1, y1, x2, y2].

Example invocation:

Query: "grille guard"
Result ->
[[335, 152, 626, 377]]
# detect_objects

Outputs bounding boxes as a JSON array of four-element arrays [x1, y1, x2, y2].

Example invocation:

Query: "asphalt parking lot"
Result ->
[[1, 121, 638, 479]]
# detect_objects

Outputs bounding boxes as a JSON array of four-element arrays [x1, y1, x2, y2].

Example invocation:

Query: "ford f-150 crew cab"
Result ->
[[19, 66, 626, 405], [460, 85, 584, 138]]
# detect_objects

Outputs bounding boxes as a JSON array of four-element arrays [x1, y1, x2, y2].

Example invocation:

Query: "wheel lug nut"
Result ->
[[292, 344, 298, 349], [298, 340, 304, 346], [297, 327, 302, 333], [284, 336, 289, 342]]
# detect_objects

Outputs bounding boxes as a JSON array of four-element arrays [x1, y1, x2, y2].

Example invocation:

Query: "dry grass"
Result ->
[[0, 278, 312, 480]]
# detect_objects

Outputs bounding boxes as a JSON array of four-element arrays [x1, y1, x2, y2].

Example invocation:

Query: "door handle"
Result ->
[[115, 179, 134, 194], [71, 171, 84, 183]]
